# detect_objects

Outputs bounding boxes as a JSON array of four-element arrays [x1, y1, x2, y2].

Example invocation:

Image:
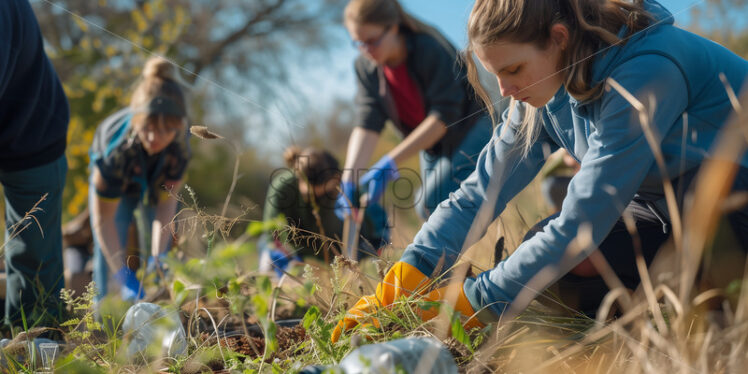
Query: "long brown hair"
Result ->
[[130, 56, 188, 132], [466, 0, 650, 153], [343, 0, 434, 35]]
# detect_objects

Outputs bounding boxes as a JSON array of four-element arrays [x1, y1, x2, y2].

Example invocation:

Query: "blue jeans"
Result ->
[[415, 116, 493, 220], [2, 155, 67, 326], [89, 185, 170, 300]]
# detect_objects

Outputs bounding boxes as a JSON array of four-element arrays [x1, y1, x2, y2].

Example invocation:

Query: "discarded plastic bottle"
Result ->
[[300, 337, 458, 374], [0, 338, 59, 371], [37, 341, 59, 373], [122, 302, 187, 360]]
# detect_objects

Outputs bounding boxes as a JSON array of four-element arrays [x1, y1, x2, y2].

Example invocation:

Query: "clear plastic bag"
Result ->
[[301, 337, 458, 374], [122, 302, 186, 359]]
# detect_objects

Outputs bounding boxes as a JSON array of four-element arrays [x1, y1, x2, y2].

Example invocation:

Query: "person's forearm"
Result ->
[[152, 195, 178, 257], [91, 196, 125, 272], [388, 114, 447, 165], [342, 127, 380, 183]]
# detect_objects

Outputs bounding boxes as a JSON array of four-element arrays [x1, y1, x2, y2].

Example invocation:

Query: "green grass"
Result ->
[[5, 93, 748, 373], [1, 197, 746, 373]]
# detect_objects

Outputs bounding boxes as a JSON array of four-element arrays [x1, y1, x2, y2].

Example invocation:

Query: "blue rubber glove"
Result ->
[[335, 180, 356, 220], [359, 155, 399, 204], [269, 249, 302, 278], [114, 266, 145, 302], [146, 252, 168, 275]]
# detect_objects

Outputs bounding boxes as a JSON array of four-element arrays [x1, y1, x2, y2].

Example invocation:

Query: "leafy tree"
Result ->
[[687, 0, 748, 57], [33, 0, 347, 219]]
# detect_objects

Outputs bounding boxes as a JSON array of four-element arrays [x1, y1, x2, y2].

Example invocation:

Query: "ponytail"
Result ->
[[283, 145, 302, 169], [130, 56, 188, 131]]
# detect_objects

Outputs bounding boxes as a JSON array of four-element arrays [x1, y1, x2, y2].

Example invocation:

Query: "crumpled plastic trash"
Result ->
[[301, 337, 458, 374], [0, 338, 10, 368], [340, 337, 458, 374], [122, 302, 186, 360]]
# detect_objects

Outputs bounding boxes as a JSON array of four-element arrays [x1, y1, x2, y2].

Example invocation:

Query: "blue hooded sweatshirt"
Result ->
[[0, 0, 69, 171], [399, 0, 748, 320]]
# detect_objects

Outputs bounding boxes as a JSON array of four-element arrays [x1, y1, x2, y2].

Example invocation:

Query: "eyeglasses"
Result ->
[[140, 116, 182, 136], [351, 25, 392, 49], [143, 123, 178, 136]]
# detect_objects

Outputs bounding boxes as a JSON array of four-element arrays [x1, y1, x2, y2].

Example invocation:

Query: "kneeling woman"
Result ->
[[259, 146, 388, 277], [89, 57, 191, 301], [334, 0, 748, 340]]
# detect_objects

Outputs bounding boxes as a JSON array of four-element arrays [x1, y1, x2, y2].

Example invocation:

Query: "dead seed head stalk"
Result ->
[[190, 125, 224, 140], [0, 193, 47, 259]]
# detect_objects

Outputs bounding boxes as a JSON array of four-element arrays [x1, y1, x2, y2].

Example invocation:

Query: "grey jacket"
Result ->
[[353, 29, 484, 156]]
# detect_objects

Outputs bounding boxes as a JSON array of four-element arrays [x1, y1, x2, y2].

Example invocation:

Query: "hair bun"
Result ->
[[142, 56, 176, 81], [283, 145, 302, 168]]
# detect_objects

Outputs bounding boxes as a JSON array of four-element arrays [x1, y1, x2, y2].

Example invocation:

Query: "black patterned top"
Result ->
[[89, 109, 190, 204]]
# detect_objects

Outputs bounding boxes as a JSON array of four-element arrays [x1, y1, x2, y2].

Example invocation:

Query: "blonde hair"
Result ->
[[130, 56, 188, 132], [466, 0, 650, 154]]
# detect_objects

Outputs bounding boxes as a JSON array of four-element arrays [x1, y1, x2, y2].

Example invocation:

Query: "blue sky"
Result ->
[[398, 0, 702, 46], [299, 0, 703, 106], [269, 0, 713, 151]]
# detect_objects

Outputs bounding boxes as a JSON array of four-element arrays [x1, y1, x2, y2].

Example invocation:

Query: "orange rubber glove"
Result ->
[[419, 285, 484, 330], [331, 262, 483, 342]]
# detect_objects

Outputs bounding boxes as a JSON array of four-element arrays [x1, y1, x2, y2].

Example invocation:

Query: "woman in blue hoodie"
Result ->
[[332, 0, 748, 340]]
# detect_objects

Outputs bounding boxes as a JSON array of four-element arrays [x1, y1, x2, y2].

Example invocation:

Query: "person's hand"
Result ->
[[146, 252, 169, 276], [335, 181, 357, 220], [417, 284, 482, 326], [332, 262, 428, 342], [331, 261, 482, 342], [115, 266, 145, 302], [359, 155, 399, 205], [269, 249, 302, 278]]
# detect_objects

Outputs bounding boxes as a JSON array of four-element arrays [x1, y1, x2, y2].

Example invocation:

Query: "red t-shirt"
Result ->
[[383, 62, 426, 129]]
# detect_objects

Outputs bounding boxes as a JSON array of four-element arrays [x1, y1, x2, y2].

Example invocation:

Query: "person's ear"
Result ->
[[391, 23, 400, 35], [549, 23, 569, 51]]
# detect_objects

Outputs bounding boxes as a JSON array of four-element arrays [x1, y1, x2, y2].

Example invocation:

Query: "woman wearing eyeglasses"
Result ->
[[338, 0, 493, 221], [88, 57, 191, 301]]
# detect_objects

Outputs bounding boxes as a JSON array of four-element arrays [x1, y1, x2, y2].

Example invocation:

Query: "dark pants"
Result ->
[[523, 167, 748, 317], [526, 201, 666, 316], [1, 156, 67, 326]]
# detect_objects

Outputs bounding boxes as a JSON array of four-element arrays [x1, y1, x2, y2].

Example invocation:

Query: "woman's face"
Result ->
[[345, 21, 400, 65], [134, 115, 182, 155], [473, 27, 567, 108]]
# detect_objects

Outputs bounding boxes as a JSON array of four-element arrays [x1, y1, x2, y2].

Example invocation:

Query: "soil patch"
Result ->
[[202, 324, 308, 361]]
